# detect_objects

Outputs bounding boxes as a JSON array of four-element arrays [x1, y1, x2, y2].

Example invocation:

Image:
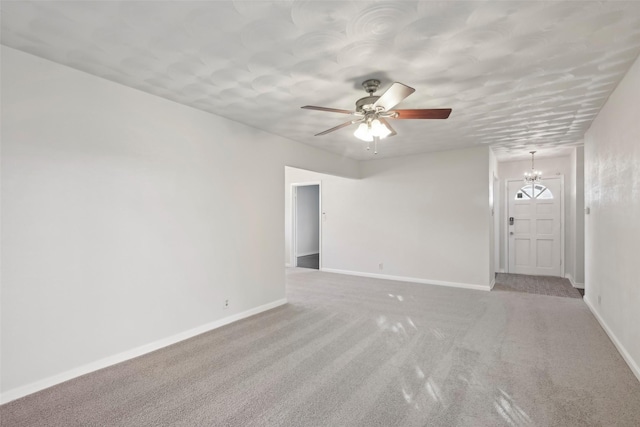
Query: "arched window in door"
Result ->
[[515, 184, 554, 200]]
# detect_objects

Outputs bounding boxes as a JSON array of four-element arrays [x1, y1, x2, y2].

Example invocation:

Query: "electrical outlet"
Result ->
[[224, 299, 229, 309], [379, 263, 384, 270]]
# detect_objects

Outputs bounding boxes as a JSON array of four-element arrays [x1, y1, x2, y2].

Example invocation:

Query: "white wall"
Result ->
[[574, 146, 585, 284], [285, 146, 493, 289], [0, 47, 359, 400], [295, 185, 319, 257], [566, 145, 586, 287], [285, 167, 349, 268], [584, 53, 640, 381], [489, 149, 498, 286], [498, 155, 573, 275]]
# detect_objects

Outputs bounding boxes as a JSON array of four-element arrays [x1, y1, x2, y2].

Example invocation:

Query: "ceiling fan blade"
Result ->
[[314, 120, 360, 136], [301, 106, 355, 115], [378, 118, 397, 137], [391, 109, 452, 119], [373, 82, 415, 111]]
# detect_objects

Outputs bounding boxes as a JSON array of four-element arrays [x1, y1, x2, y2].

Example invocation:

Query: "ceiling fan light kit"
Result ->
[[353, 119, 392, 142], [301, 79, 452, 155]]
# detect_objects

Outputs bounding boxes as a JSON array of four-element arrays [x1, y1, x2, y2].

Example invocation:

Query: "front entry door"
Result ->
[[508, 178, 562, 276]]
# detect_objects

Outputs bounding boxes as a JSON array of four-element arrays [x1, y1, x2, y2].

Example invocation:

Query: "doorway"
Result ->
[[507, 177, 563, 276], [292, 183, 321, 270]]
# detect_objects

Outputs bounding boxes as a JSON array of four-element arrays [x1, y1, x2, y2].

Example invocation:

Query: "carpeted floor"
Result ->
[[2, 269, 639, 426], [493, 273, 583, 298]]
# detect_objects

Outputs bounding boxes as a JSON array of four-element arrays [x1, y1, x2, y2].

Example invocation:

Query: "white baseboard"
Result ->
[[0, 298, 288, 404], [285, 263, 293, 268], [565, 273, 585, 289], [490, 277, 496, 290], [321, 268, 491, 292], [584, 296, 640, 383], [296, 251, 319, 257]]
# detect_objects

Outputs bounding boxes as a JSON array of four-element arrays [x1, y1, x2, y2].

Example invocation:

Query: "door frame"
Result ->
[[290, 181, 322, 269], [504, 176, 565, 276]]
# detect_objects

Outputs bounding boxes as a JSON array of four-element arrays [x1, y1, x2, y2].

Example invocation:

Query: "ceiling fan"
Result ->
[[301, 79, 452, 154]]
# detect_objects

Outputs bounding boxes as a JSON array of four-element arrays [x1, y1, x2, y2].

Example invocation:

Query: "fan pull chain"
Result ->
[[374, 136, 378, 154]]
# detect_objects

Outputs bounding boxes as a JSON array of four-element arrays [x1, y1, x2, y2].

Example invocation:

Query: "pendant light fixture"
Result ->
[[524, 151, 542, 184]]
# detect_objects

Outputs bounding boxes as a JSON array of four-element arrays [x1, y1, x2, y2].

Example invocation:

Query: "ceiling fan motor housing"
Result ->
[[355, 96, 381, 113]]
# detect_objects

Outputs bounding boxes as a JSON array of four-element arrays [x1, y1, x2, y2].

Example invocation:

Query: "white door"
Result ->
[[508, 178, 562, 276]]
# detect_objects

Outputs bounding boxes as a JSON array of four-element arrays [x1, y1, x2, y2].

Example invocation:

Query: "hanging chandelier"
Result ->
[[524, 151, 542, 184]]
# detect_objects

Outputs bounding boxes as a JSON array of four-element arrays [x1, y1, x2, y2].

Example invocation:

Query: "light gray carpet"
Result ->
[[2, 269, 639, 426], [493, 273, 583, 299]]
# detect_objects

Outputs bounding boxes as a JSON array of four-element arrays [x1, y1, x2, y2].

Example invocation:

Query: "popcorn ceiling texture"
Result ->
[[2, 1, 640, 160]]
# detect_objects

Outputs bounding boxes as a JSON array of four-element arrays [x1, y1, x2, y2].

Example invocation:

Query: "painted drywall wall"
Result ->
[[285, 146, 493, 289], [489, 149, 498, 286], [498, 155, 574, 276], [584, 53, 640, 381], [569, 148, 578, 285], [567, 145, 586, 287], [575, 146, 585, 284], [295, 185, 319, 257], [0, 46, 359, 399], [285, 167, 345, 268]]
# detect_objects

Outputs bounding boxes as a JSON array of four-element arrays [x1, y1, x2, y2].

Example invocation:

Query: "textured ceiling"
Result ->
[[2, 1, 640, 161]]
